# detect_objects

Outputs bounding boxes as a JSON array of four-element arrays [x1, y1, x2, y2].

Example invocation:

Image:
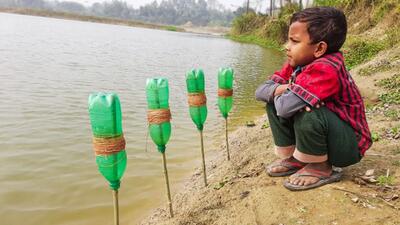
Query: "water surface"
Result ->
[[0, 13, 284, 225]]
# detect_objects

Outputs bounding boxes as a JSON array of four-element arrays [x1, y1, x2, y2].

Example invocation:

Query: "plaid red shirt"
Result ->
[[270, 52, 372, 155]]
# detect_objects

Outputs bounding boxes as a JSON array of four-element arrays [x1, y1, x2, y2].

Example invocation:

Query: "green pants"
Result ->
[[266, 103, 362, 167]]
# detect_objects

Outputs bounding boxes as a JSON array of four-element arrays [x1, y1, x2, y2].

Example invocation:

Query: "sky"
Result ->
[[69, 0, 259, 10]]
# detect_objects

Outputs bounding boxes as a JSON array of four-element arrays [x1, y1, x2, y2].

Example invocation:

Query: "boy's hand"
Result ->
[[304, 102, 325, 112], [274, 84, 290, 97]]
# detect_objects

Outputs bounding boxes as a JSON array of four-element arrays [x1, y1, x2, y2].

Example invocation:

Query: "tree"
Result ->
[[56, 1, 85, 13]]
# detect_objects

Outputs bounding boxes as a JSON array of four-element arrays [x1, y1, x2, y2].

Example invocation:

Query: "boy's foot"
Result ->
[[266, 156, 306, 177], [284, 162, 342, 191]]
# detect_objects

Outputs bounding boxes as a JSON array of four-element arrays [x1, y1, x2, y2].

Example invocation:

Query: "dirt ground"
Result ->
[[140, 47, 400, 225]]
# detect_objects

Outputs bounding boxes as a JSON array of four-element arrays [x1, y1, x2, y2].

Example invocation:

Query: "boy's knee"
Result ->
[[293, 108, 326, 134]]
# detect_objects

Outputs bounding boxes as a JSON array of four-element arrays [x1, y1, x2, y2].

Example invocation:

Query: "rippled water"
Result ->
[[0, 13, 284, 225]]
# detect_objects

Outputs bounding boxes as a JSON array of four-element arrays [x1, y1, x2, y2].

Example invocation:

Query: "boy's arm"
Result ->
[[255, 63, 293, 103], [273, 61, 339, 118], [274, 90, 307, 118], [255, 80, 279, 102], [255, 82, 290, 103]]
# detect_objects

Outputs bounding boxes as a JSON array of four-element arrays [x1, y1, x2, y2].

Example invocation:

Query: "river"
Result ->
[[0, 12, 284, 225]]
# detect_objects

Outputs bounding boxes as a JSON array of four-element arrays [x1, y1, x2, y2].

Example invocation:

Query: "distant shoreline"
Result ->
[[0, 7, 184, 32], [0, 7, 230, 36]]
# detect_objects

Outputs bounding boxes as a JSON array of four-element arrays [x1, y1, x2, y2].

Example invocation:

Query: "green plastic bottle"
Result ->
[[218, 68, 234, 118], [146, 78, 171, 153], [186, 69, 207, 131], [88, 92, 127, 190]]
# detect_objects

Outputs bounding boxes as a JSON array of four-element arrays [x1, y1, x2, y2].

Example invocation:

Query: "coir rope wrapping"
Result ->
[[218, 89, 233, 97], [147, 109, 172, 124], [92, 135, 126, 156], [188, 93, 207, 106]]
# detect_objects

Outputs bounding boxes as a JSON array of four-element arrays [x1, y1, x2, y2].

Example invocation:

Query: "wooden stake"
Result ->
[[225, 118, 230, 161], [162, 152, 174, 217], [199, 130, 207, 187], [112, 190, 119, 225]]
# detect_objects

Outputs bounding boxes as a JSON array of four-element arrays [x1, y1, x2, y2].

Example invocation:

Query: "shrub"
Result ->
[[231, 12, 260, 34], [314, 0, 351, 7]]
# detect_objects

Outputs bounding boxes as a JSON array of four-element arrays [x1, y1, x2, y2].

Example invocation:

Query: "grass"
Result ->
[[165, 26, 178, 31], [379, 92, 400, 105], [383, 109, 399, 120], [314, 0, 351, 7], [377, 73, 400, 90], [226, 34, 280, 49], [343, 36, 386, 69], [371, 131, 380, 142], [377, 175, 395, 186], [389, 126, 400, 136], [377, 73, 400, 105], [358, 61, 393, 76]]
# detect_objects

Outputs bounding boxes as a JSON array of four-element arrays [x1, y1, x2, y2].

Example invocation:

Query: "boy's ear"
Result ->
[[314, 41, 328, 58]]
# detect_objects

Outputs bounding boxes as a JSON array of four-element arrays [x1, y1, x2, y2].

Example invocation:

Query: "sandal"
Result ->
[[283, 167, 342, 191], [265, 157, 305, 177]]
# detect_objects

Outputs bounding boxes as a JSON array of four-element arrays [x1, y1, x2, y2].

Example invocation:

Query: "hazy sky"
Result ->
[[70, 0, 256, 10]]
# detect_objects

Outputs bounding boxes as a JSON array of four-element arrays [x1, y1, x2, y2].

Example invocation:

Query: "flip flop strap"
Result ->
[[270, 159, 304, 170], [281, 158, 304, 169], [293, 168, 332, 179]]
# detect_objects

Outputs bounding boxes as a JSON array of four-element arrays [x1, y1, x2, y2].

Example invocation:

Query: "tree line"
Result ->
[[0, 0, 241, 26]]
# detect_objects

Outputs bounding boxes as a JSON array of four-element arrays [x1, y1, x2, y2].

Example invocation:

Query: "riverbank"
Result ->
[[0, 7, 231, 36], [0, 7, 183, 31], [140, 45, 400, 224]]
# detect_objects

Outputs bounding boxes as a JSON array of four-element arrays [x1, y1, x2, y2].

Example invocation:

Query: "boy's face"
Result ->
[[286, 21, 322, 67]]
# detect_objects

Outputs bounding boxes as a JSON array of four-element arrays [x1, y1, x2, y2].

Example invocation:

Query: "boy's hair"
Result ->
[[290, 7, 347, 54]]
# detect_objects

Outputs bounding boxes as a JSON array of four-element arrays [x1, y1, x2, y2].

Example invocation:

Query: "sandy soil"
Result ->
[[140, 47, 400, 225]]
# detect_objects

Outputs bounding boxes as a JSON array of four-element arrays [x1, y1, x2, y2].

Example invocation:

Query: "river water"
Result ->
[[0, 13, 284, 225]]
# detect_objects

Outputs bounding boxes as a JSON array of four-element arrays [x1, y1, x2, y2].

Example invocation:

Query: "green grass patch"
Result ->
[[343, 36, 386, 69], [378, 92, 400, 105], [389, 126, 400, 136], [165, 26, 178, 31], [226, 34, 281, 49], [371, 131, 380, 142], [383, 109, 399, 120], [377, 73, 400, 104], [314, 0, 351, 7], [377, 74, 400, 90], [377, 175, 396, 186]]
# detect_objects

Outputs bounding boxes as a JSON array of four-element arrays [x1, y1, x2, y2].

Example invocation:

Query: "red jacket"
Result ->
[[271, 52, 372, 155]]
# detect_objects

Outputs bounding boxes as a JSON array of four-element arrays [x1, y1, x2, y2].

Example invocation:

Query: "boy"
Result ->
[[255, 7, 372, 191]]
